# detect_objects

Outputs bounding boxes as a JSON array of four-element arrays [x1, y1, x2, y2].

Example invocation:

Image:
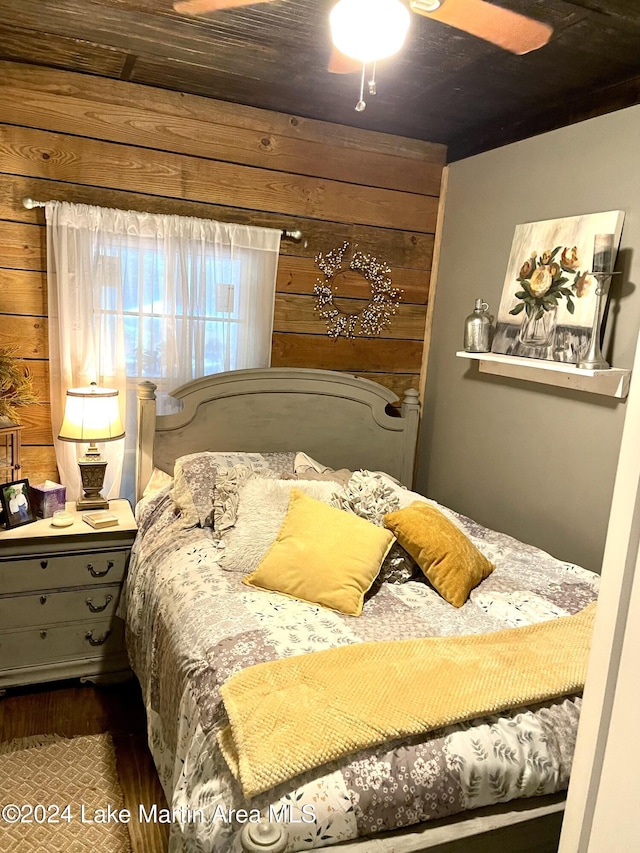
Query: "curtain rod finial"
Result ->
[[22, 197, 46, 209], [282, 229, 303, 243], [22, 197, 48, 209]]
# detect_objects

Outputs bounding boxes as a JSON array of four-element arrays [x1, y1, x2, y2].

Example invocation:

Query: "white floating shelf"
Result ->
[[456, 351, 631, 399]]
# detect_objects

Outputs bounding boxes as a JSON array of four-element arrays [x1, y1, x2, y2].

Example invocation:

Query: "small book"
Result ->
[[82, 511, 119, 529]]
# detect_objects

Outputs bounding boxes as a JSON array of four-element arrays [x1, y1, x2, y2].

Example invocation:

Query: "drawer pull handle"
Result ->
[[85, 594, 113, 613], [40, 595, 48, 605], [87, 560, 114, 578], [40, 560, 48, 569], [40, 630, 48, 640], [85, 630, 111, 646]]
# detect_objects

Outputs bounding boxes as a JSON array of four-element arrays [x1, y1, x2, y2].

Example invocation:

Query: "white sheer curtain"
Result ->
[[46, 202, 281, 502]]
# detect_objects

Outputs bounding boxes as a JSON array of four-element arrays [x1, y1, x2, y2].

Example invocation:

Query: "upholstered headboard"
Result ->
[[135, 367, 420, 502]]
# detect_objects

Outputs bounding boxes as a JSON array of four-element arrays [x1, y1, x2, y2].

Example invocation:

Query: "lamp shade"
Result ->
[[58, 383, 125, 443], [330, 0, 410, 63]]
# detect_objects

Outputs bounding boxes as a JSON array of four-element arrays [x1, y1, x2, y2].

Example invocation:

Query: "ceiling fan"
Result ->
[[173, 0, 552, 112], [173, 0, 554, 67]]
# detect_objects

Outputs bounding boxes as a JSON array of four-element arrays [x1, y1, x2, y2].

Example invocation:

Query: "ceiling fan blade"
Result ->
[[414, 0, 553, 55], [327, 47, 362, 74], [174, 0, 273, 15]]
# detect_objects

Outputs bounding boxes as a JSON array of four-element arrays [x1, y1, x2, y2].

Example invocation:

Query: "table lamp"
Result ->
[[58, 382, 125, 510]]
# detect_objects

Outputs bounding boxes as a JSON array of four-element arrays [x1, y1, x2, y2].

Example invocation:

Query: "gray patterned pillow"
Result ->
[[212, 464, 279, 536], [365, 544, 421, 600], [379, 542, 420, 584], [339, 471, 418, 585], [338, 470, 400, 526], [171, 452, 220, 528], [171, 451, 296, 528]]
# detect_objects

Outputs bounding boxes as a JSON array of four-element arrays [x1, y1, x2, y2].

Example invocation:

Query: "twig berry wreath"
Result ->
[[313, 241, 402, 338]]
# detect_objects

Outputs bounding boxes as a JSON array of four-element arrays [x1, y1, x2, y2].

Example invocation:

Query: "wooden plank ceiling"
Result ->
[[0, 1, 639, 160]]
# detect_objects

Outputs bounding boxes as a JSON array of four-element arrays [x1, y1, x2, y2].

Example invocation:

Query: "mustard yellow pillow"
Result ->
[[244, 489, 394, 616], [383, 502, 494, 607]]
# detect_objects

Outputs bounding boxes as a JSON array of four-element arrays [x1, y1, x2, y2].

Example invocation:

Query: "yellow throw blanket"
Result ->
[[219, 603, 595, 798]]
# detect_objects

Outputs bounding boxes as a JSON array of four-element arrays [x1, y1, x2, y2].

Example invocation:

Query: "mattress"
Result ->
[[121, 473, 598, 853]]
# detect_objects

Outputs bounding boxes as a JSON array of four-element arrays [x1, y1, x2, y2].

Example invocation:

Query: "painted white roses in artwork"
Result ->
[[509, 245, 591, 322]]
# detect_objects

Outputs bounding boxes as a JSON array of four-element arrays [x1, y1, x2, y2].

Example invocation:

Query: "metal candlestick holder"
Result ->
[[575, 271, 620, 371]]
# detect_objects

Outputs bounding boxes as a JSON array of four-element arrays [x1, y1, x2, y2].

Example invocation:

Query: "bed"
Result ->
[[124, 367, 598, 853]]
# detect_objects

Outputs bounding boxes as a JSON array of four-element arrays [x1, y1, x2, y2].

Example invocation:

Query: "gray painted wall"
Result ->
[[418, 106, 640, 573]]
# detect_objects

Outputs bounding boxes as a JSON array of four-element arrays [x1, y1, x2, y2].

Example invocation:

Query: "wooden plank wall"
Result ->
[[0, 61, 445, 484]]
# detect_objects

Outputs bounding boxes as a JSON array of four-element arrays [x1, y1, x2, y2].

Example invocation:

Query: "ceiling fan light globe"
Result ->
[[330, 0, 410, 63]]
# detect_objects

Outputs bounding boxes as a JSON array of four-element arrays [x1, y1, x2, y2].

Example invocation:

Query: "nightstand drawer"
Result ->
[[0, 586, 122, 630], [0, 549, 128, 595], [0, 618, 126, 670]]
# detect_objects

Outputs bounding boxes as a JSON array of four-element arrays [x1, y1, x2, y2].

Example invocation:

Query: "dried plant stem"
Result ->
[[0, 348, 39, 424]]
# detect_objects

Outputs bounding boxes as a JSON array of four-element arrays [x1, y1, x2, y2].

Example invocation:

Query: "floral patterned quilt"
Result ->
[[121, 475, 598, 853]]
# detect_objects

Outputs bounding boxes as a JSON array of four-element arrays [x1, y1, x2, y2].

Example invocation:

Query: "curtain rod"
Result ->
[[21, 197, 303, 242]]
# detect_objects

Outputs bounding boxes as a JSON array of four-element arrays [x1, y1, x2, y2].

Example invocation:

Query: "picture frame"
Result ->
[[492, 210, 625, 362], [0, 478, 36, 529]]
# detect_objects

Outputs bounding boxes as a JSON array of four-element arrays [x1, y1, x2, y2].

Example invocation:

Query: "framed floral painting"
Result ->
[[492, 211, 625, 362]]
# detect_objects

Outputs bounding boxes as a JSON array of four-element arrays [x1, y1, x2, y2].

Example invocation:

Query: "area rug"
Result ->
[[0, 732, 132, 852]]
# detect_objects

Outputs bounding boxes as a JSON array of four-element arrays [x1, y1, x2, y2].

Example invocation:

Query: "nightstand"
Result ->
[[0, 499, 137, 691]]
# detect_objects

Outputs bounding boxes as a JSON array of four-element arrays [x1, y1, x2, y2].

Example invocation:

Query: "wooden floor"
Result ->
[[0, 678, 170, 853]]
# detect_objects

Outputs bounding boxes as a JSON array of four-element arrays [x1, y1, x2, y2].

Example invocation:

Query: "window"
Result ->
[[46, 203, 281, 503]]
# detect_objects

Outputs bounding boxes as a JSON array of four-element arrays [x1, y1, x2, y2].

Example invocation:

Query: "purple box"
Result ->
[[30, 481, 67, 519]]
